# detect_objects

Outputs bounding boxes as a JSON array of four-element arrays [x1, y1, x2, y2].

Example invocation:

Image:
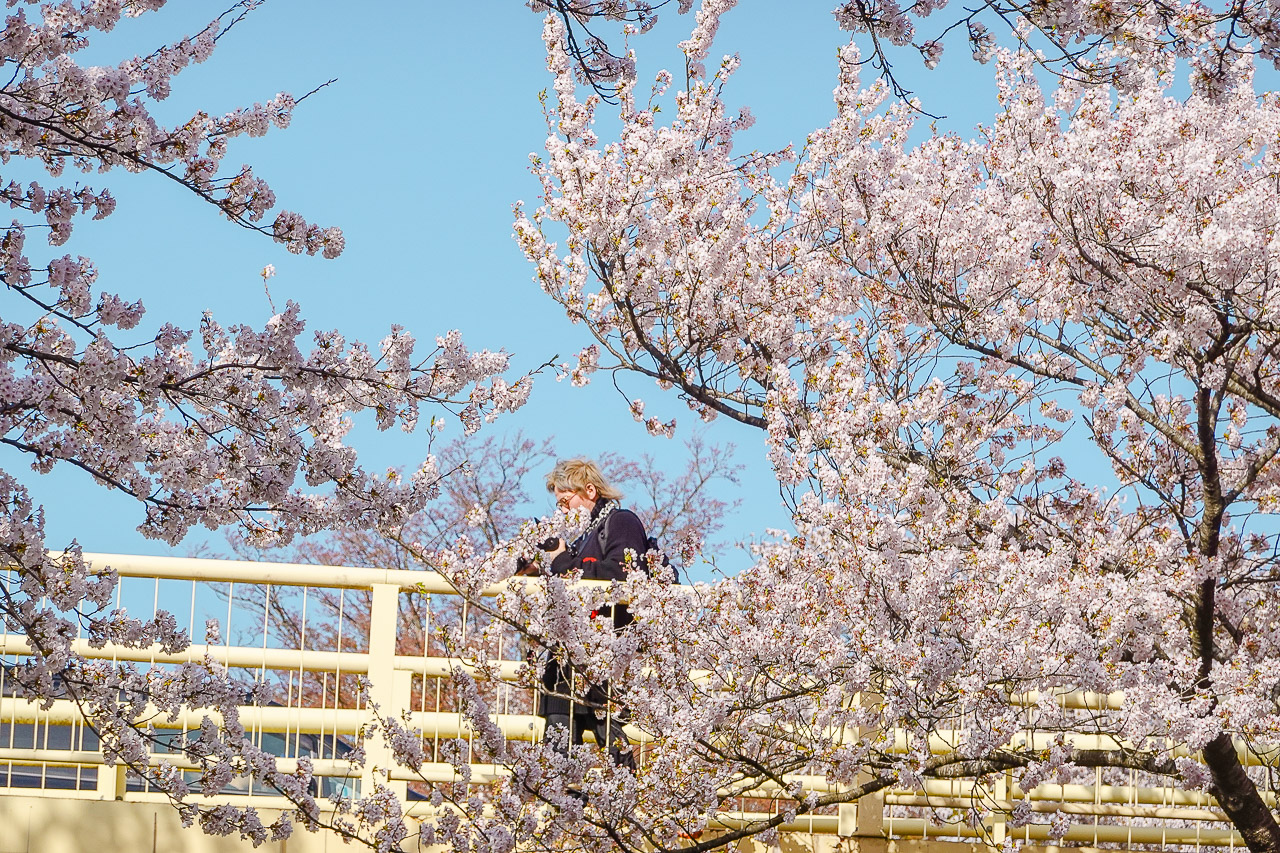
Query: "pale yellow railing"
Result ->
[[0, 553, 1258, 852]]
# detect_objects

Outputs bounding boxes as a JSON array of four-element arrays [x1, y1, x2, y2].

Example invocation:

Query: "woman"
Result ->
[[538, 458, 645, 769]]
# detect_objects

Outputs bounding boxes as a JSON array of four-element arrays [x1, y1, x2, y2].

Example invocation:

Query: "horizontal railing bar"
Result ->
[[52, 789, 364, 811], [0, 787, 103, 801], [0, 700, 583, 742], [741, 777, 1266, 811], [88, 553, 467, 593], [0, 699, 531, 737], [0, 748, 360, 778], [882, 817, 1245, 846], [77, 552, 615, 594], [883, 792, 1227, 822], [1004, 689, 1123, 711], [0, 636, 526, 681], [388, 762, 508, 784], [1014, 780, 1260, 808], [709, 813, 840, 834], [727, 775, 1224, 806], [0, 753, 526, 790], [879, 729, 1277, 767], [916, 778, 1258, 808]]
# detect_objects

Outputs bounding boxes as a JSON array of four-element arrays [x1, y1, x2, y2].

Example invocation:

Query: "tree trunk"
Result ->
[[1203, 732, 1280, 853], [1190, 391, 1280, 852], [1192, 572, 1280, 853]]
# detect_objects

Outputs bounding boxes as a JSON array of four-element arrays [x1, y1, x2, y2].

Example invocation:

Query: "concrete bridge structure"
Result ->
[[0, 554, 1259, 853]]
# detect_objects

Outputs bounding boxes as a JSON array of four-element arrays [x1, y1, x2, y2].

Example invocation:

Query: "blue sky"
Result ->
[[9, 2, 1010, 579]]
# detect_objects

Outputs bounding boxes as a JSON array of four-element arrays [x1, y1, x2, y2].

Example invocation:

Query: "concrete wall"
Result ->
[[0, 795, 977, 853], [0, 796, 341, 853]]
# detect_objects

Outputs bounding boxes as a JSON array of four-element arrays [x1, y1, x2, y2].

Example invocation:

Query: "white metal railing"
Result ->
[[0, 553, 1260, 851], [0, 552, 547, 806]]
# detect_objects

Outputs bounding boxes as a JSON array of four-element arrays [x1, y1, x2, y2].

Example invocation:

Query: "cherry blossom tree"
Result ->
[[486, 5, 1280, 852], [16, 1, 1280, 852]]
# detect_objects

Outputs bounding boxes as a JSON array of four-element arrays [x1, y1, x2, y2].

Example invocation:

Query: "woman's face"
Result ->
[[554, 483, 598, 512]]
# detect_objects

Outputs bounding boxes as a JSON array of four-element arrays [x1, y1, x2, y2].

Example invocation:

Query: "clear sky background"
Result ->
[[5, 1, 1010, 580]]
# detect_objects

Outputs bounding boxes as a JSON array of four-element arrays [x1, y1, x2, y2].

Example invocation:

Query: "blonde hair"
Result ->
[[546, 458, 624, 501]]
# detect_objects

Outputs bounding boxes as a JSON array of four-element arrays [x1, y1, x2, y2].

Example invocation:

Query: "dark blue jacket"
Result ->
[[549, 503, 647, 583], [540, 502, 646, 716]]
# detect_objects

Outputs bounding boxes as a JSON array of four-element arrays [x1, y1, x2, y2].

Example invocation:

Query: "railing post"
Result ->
[[840, 690, 887, 853], [837, 781, 885, 853], [363, 582, 408, 801], [95, 762, 127, 800]]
